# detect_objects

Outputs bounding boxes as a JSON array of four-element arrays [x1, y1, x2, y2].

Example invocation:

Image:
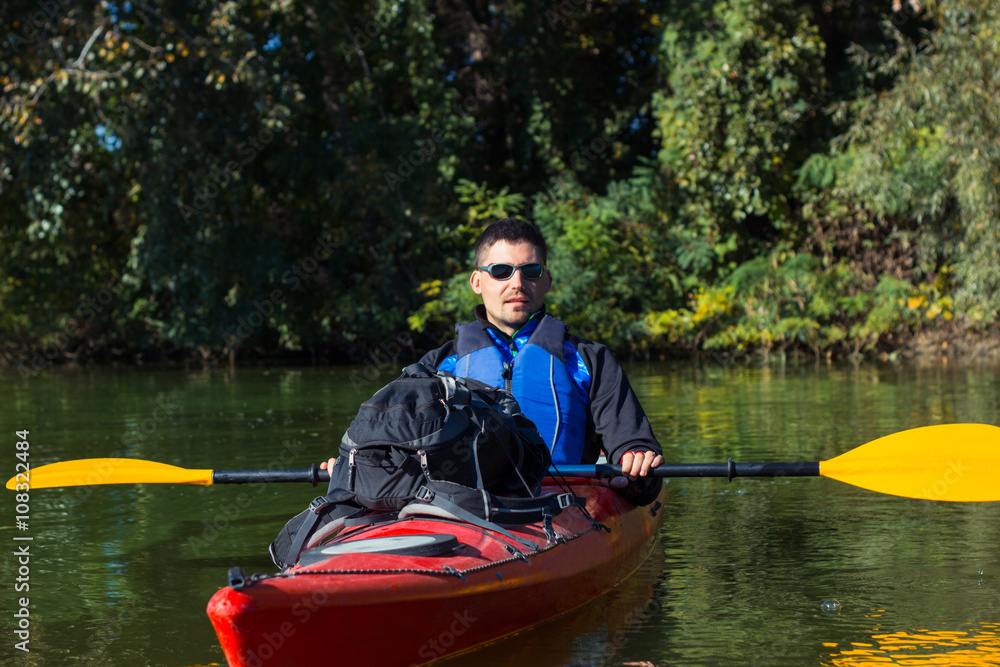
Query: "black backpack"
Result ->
[[269, 363, 584, 569]]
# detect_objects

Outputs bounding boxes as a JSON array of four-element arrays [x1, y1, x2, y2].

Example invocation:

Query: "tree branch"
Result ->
[[71, 25, 106, 70]]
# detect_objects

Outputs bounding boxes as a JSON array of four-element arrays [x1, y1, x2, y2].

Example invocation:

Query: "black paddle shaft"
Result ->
[[210, 460, 820, 485], [585, 460, 820, 480], [212, 464, 331, 486]]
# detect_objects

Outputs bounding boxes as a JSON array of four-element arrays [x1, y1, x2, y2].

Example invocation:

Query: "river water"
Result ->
[[2, 358, 999, 666]]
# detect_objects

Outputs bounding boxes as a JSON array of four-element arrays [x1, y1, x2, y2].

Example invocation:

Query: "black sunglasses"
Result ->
[[477, 262, 545, 281]]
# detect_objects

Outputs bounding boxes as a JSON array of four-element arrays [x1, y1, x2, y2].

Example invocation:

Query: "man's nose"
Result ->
[[508, 269, 527, 289]]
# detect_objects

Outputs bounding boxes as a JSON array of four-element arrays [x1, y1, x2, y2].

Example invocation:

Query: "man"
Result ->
[[322, 218, 662, 502], [417, 218, 663, 503]]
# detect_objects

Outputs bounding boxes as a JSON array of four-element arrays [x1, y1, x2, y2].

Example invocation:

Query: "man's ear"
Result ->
[[470, 270, 483, 295], [544, 270, 552, 293]]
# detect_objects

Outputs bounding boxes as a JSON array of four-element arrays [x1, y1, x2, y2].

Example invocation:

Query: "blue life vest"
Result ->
[[443, 315, 589, 465]]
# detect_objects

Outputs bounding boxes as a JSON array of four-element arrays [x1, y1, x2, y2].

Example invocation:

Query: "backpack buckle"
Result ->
[[556, 493, 576, 510], [308, 496, 330, 513], [415, 486, 435, 503]]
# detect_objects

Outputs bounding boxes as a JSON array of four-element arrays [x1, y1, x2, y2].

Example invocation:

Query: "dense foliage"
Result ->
[[2, 0, 997, 366]]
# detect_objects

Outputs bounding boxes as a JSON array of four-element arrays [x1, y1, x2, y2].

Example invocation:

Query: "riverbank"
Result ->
[[4, 320, 999, 377]]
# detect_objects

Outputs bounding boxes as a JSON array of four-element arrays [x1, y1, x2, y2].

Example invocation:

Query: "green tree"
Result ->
[[652, 0, 828, 277], [805, 0, 1000, 323]]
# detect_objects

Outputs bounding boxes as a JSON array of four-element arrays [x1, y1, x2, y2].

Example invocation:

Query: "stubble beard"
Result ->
[[498, 295, 535, 332]]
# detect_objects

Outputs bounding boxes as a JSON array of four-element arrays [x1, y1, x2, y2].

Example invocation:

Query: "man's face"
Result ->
[[471, 240, 551, 336]]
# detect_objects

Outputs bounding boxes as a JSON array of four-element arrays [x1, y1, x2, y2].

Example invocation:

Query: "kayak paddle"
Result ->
[[4, 458, 329, 489], [6, 423, 998, 502], [564, 422, 999, 502]]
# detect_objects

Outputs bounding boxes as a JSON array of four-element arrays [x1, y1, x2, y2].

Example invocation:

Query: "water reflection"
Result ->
[[825, 624, 1000, 666]]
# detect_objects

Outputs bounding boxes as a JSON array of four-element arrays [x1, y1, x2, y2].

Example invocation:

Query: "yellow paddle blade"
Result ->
[[5, 458, 214, 490], [820, 423, 1000, 502]]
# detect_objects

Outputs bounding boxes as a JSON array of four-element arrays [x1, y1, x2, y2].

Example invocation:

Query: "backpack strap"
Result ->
[[411, 485, 538, 549], [489, 490, 586, 524], [408, 483, 586, 548], [402, 364, 477, 417], [269, 488, 361, 570]]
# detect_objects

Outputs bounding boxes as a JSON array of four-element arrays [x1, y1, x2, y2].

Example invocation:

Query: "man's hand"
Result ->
[[609, 450, 663, 489], [320, 457, 336, 475]]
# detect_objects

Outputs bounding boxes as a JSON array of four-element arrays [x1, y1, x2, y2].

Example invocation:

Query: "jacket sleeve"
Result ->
[[575, 339, 663, 505], [577, 341, 662, 461]]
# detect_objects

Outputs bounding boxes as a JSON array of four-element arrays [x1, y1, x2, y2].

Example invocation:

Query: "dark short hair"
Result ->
[[474, 218, 548, 267]]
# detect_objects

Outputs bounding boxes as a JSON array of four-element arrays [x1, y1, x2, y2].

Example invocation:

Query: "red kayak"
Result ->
[[207, 478, 664, 666]]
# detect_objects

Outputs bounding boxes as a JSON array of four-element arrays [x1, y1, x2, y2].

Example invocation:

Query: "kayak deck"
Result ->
[[207, 479, 664, 666]]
